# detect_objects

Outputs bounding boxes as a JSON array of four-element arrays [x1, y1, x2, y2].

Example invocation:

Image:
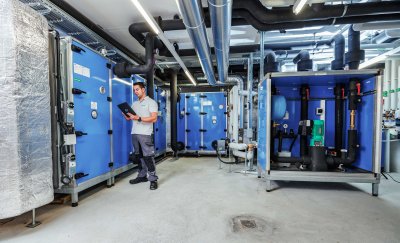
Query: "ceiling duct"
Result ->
[[176, 0, 217, 85], [372, 29, 400, 44], [208, 0, 232, 83]]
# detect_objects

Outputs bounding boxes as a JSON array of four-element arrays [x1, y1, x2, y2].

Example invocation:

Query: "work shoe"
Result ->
[[129, 177, 148, 184], [150, 181, 158, 190]]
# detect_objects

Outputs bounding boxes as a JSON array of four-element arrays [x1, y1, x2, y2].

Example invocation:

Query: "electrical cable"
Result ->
[[289, 135, 298, 152], [215, 149, 244, 165], [382, 172, 400, 184]]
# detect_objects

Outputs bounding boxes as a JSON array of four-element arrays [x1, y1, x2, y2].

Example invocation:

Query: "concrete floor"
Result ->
[[1, 157, 400, 243]]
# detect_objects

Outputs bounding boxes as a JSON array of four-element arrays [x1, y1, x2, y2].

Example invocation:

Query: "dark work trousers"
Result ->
[[132, 134, 158, 182]]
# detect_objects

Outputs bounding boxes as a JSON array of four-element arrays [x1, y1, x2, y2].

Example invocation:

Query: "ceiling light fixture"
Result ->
[[131, 0, 197, 85], [293, 0, 308, 15], [131, 0, 159, 34], [359, 46, 400, 69]]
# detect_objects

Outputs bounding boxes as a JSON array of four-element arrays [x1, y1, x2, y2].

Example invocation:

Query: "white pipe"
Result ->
[[226, 76, 244, 129], [239, 90, 258, 96], [228, 143, 247, 150], [233, 150, 254, 160], [229, 86, 239, 142], [384, 59, 391, 112], [353, 21, 400, 31], [391, 59, 399, 111]]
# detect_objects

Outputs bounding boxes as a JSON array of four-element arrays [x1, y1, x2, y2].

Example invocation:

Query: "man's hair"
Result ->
[[133, 82, 145, 89]]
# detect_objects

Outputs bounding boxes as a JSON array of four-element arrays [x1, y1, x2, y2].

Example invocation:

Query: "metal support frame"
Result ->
[[26, 209, 41, 228]]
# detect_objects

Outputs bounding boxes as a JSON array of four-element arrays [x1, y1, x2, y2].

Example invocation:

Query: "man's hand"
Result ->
[[122, 112, 130, 121], [129, 114, 139, 120]]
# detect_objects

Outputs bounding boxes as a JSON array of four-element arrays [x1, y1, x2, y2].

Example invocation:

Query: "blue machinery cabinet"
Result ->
[[258, 70, 382, 195], [177, 92, 227, 153], [56, 38, 167, 204], [154, 87, 168, 156]]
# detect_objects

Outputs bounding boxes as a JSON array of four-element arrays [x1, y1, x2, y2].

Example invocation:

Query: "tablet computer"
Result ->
[[117, 102, 136, 116]]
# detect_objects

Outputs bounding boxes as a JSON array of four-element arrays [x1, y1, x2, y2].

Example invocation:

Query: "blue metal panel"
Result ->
[[71, 40, 111, 184], [185, 93, 202, 150], [257, 80, 267, 171], [351, 77, 375, 171], [201, 92, 227, 151], [177, 93, 186, 146], [154, 87, 167, 154], [112, 76, 133, 169]]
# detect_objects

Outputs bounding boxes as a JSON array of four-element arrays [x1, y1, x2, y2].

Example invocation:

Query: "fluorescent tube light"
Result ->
[[184, 70, 197, 86], [293, 0, 308, 15], [131, 0, 159, 34], [131, 0, 197, 86]]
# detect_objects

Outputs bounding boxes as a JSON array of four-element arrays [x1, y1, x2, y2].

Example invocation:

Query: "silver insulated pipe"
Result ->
[[208, 0, 231, 83], [176, 0, 217, 85]]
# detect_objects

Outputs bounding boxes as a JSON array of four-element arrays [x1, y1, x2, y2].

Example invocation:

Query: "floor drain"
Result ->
[[240, 219, 256, 228]]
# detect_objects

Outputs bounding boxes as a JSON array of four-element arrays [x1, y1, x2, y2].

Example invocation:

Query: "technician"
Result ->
[[123, 82, 159, 190]]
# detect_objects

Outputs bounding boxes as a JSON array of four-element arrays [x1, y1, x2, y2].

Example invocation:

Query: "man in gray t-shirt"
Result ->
[[123, 82, 159, 190]]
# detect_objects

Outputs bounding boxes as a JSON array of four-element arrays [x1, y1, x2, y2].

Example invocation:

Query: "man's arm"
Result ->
[[131, 112, 157, 123]]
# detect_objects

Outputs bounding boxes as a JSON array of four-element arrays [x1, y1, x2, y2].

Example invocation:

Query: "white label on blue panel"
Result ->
[[73, 63, 91, 78], [203, 101, 212, 106], [91, 101, 98, 110]]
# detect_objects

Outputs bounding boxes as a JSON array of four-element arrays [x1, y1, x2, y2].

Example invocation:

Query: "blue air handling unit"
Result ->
[[55, 38, 141, 206], [177, 92, 227, 154], [258, 70, 382, 195]]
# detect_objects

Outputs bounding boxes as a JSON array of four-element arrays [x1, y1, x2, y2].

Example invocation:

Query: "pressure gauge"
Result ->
[[283, 124, 288, 129], [99, 86, 106, 94], [91, 110, 98, 119]]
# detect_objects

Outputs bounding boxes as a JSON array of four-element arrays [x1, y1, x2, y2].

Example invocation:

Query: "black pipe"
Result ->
[[234, 10, 400, 31], [327, 130, 358, 166], [272, 156, 311, 164], [348, 79, 362, 110], [331, 34, 345, 70], [170, 70, 178, 156], [293, 50, 313, 71], [147, 69, 154, 99], [113, 33, 156, 78], [48, 0, 143, 64], [264, 50, 280, 73], [300, 85, 309, 157], [277, 130, 283, 153], [310, 146, 328, 171], [232, 0, 400, 24], [334, 84, 345, 157], [345, 25, 365, 70], [171, 40, 330, 57], [327, 80, 361, 167]]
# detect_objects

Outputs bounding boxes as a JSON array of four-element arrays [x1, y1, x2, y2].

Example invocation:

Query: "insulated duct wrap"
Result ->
[[0, 0, 53, 219]]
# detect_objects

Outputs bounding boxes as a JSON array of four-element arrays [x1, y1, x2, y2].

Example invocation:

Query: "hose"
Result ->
[[215, 149, 244, 164], [289, 135, 298, 152]]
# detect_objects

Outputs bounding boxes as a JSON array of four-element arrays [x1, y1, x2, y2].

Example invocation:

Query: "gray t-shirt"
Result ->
[[131, 96, 158, 135]]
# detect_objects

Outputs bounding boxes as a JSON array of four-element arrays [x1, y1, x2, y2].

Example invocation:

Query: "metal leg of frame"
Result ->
[[107, 177, 113, 188], [71, 192, 79, 207], [372, 183, 379, 197], [26, 208, 41, 228], [266, 179, 272, 192]]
